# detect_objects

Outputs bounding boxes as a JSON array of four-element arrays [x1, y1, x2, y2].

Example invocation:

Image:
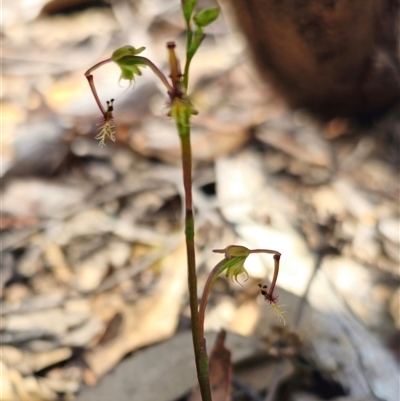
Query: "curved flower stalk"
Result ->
[[84, 45, 175, 147], [198, 246, 283, 340]]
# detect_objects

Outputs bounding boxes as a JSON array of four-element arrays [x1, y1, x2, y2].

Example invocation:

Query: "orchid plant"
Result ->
[[84, 1, 283, 399]]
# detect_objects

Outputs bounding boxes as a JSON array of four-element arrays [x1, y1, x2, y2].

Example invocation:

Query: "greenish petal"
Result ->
[[112, 45, 146, 62], [223, 256, 249, 283], [113, 54, 147, 84]]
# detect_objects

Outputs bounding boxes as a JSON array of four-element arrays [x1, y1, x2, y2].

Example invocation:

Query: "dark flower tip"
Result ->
[[258, 283, 279, 304]]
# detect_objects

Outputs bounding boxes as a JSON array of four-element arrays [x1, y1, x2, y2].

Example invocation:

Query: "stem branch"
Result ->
[[134, 56, 174, 93]]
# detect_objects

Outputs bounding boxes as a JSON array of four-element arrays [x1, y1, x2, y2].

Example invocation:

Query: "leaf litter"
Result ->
[[1, 1, 399, 401]]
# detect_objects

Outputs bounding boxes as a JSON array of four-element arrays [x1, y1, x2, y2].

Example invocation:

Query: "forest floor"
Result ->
[[2, 1, 399, 401]]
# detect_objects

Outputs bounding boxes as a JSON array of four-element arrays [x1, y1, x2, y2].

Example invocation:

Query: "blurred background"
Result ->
[[1, 1, 399, 400]]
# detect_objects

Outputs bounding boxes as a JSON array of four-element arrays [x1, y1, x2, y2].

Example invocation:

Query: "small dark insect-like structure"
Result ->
[[258, 283, 285, 324], [258, 283, 278, 304], [258, 283, 268, 295]]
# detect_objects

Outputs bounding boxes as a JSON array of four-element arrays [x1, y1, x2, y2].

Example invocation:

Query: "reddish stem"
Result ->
[[85, 74, 106, 116], [248, 249, 281, 296]]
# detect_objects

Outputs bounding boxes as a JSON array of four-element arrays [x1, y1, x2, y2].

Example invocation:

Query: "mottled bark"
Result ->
[[229, 0, 400, 118]]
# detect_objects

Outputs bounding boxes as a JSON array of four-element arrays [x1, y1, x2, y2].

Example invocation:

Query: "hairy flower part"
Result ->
[[258, 283, 278, 304], [95, 99, 115, 147], [169, 96, 198, 128], [271, 302, 286, 325], [258, 283, 285, 325], [226, 256, 249, 284]]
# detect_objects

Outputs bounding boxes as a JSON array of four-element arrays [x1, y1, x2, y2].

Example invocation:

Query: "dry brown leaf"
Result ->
[[305, 270, 399, 401], [234, 357, 293, 394], [0, 361, 17, 401], [44, 242, 73, 284], [83, 241, 188, 378], [28, 348, 73, 373], [256, 124, 332, 167], [61, 317, 104, 347], [1, 179, 89, 218], [4, 309, 72, 336], [189, 330, 232, 401], [77, 330, 261, 401], [130, 118, 249, 164], [73, 250, 110, 293], [3, 347, 72, 375], [6, 366, 58, 401]]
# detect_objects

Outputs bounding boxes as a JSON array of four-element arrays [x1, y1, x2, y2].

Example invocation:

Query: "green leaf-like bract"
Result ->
[[187, 26, 205, 59], [182, 0, 198, 24], [193, 7, 219, 27]]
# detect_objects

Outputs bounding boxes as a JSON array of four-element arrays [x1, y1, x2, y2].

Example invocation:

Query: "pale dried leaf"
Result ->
[[306, 270, 399, 401], [256, 123, 332, 167], [76, 331, 261, 401], [83, 242, 188, 378], [73, 250, 109, 293], [1, 179, 89, 218], [0, 362, 17, 401], [26, 348, 73, 373], [44, 242, 73, 284], [61, 318, 104, 347]]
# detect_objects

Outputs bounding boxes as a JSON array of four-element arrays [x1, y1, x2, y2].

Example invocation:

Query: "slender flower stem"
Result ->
[[134, 56, 174, 93], [183, 55, 192, 93], [269, 254, 281, 296], [85, 75, 106, 116], [85, 59, 112, 116], [85, 58, 112, 77], [182, 20, 191, 92], [167, 38, 212, 400], [178, 126, 212, 401]]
